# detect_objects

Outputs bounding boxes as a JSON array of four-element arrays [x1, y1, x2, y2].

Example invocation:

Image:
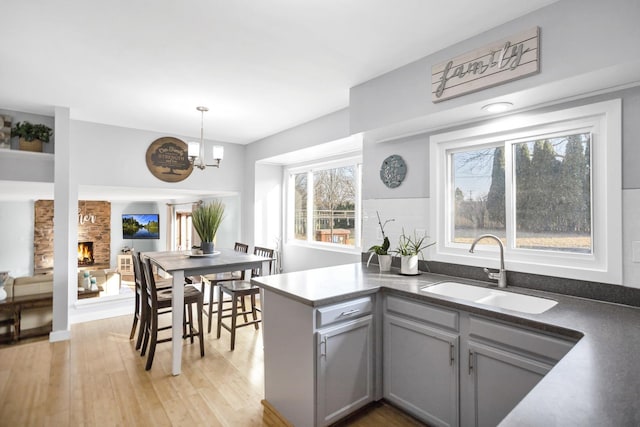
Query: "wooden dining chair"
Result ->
[[130, 250, 171, 351], [140, 256, 205, 370], [216, 246, 274, 350], [200, 242, 249, 333], [129, 251, 144, 344]]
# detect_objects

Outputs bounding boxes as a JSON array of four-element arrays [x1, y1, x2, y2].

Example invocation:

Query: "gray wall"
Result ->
[[244, 0, 640, 275], [110, 201, 164, 269], [243, 109, 351, 247], [243, 109, 356, 272], [362, 86, 640, 198], [0, 114, 247, 278], [363, 133, 429, 200], [350, 0, 640, 135], [71, 120, 245, 194]]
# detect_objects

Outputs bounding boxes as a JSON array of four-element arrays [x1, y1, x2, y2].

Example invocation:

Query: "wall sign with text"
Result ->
[[432, 27, 540, 102], [145, 137, 193, 182]]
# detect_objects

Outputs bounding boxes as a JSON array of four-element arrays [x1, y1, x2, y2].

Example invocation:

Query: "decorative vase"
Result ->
[[378, 254, 392, 272], [400, 255, 419, 275], [201, 241, 215, 254], [0, 285, 6, 301], [19, 137, 43, 152]]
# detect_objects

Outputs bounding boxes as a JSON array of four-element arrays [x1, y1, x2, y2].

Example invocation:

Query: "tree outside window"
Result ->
[[452, 132, 591, 253], [292, 161, 360, 247]]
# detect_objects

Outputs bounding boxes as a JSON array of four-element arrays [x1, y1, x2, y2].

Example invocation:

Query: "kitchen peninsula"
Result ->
[[252, 263, 640, 427]]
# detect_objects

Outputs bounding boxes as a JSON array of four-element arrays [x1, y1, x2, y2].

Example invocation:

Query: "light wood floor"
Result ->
[[0, 311, 425, 426]]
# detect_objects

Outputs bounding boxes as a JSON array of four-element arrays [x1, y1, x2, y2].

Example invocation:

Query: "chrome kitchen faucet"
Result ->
[[469, 234, 507, 288]]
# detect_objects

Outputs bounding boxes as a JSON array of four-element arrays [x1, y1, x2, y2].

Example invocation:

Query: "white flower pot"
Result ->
[[378, 254, 392, 272], [400, 255, 419, 275]]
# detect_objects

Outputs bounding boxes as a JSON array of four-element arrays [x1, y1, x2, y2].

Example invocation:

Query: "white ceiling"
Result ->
[[0, 0, 558, 145]]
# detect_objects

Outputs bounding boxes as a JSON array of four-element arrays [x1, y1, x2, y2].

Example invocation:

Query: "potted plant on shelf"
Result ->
[[367, 211, 394, 272], [11, 121, 53, 152], [191, 200, 225, 254], [393, 229, 435, 275]]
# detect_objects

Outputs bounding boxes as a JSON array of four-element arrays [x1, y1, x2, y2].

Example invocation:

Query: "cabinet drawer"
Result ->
[[386, 295, 459, 331], [316, 296, 373, 328], [469, 316, 576, 362]]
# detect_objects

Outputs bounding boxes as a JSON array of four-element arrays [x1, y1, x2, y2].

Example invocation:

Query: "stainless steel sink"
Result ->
[[420, 281, 557, 314]]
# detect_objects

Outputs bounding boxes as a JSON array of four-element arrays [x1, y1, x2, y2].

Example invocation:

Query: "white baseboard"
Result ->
[[49, 329, 71, 342]]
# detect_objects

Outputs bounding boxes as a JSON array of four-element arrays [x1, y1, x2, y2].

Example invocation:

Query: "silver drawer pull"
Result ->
[[339, 309, 360, 317]]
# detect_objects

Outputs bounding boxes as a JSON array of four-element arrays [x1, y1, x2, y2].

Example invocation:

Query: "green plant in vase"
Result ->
[[393, 228, 435, 275], [367, 211, 394, 271], [191, 200, 225, 254]]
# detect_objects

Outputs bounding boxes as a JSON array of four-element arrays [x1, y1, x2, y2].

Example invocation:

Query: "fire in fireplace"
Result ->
[[78, 241, 95, 266]]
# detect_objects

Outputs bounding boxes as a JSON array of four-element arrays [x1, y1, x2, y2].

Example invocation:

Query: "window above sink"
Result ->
[[429, 100, 622, 285]]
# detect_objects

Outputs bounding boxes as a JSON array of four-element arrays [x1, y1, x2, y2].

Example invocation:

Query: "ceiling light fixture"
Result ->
[[481, 102, 514, 113], [188, 106, 224, 170]]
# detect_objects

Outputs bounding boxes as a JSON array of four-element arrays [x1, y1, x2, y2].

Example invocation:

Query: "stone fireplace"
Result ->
[[34, 200, 111, 273]]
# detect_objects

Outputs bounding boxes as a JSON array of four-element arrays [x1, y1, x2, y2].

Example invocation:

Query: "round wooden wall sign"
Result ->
[[145, 137, 193, 182]]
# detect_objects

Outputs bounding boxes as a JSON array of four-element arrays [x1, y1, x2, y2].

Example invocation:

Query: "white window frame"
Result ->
[[285, 156, 363, 253], [430, 100, 622, 284]]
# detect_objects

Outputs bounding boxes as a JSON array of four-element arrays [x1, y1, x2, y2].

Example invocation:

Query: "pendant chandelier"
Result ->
[[187, 106, 224, 170]]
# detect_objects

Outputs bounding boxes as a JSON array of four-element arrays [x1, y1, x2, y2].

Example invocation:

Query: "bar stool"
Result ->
[[217, 246, 274, 350], [140, 257, 205, 370], [200, 242, 249, 333]]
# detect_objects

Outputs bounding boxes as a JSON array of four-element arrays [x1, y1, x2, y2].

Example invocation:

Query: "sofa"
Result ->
[[1, 274, 54, 337], [0, 269, 121, 338]]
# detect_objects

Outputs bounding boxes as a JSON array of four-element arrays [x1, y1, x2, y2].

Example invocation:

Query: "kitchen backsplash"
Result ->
[[363, 190, 640, 304]]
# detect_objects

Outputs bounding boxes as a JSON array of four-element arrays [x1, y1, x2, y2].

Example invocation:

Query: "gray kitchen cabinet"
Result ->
[[261, 290, 375, 427], [462, 341, 550, 427], [384, 314, 459, 426], [317, 315, 374, 426], [384, 295, 576, 427], [460, 315, 575, 427], [384, 296, 460, 427]]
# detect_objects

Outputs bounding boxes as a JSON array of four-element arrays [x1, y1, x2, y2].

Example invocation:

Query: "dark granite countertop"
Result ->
[[252, 262, 640, 426]]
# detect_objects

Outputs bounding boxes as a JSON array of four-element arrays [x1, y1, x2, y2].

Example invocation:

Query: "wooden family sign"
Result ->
[[432, 27, 540, 102], [145, 137, 193, 182]]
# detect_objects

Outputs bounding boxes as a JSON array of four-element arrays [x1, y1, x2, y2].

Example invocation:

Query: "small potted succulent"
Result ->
[[11, 121, 53, 152], [393, 229, 435, 275], [367, 211, 394, 272]]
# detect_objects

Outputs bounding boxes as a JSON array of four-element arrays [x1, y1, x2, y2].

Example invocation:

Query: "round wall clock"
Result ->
[[145, 137, 194, 182], [380, 154, 407, 188]]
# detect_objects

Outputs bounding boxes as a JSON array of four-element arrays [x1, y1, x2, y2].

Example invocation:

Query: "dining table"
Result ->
[[143, 248, 273, 375]]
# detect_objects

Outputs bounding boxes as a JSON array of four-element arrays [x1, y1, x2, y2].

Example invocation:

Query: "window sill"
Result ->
[[285, 240, 362, 255]]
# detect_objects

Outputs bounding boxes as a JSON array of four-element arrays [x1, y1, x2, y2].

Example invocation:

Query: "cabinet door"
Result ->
[[462, 341, 551, 427], [384, 314, 459, 427], [316, 315, 374, 426], [118, 255, 133, 274]]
